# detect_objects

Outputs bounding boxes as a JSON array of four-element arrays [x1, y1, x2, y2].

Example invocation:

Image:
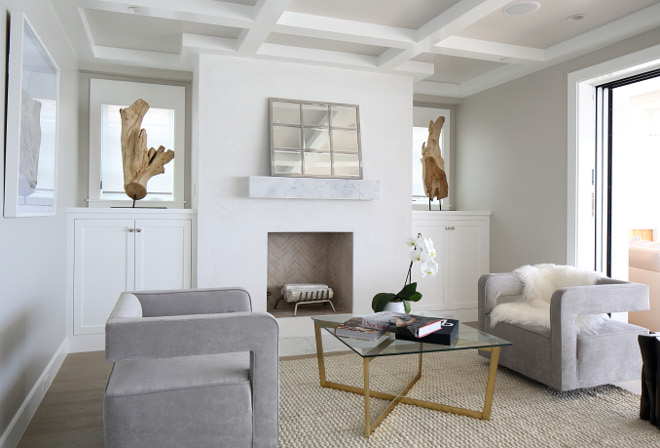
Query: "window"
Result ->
[[412, 106, 452, 210], [89, 79, 185, 207], [269, 99, 362, 179]]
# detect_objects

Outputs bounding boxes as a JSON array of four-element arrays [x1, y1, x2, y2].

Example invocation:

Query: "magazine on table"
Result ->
[[334, 317, 388, 341]]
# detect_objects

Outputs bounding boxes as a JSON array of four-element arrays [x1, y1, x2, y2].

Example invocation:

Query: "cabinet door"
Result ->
[[444, 220, 488, 309], [134, 219, 192, 291], [73, 220, 135, 335]]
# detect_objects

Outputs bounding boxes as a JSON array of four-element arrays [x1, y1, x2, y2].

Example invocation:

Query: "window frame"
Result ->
[[88, 79, 186, 208]]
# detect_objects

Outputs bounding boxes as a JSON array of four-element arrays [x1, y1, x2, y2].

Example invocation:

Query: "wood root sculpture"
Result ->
[[421, 116, 448, 209], [120, 99, 174, 200]]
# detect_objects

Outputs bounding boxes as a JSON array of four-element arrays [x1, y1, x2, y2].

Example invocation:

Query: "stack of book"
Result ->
[[333, 317, 389, 341], [360, 311, 459, 345]]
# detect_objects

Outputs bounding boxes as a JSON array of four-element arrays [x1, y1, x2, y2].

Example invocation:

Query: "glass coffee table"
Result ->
[[311, 313, 512, 437]]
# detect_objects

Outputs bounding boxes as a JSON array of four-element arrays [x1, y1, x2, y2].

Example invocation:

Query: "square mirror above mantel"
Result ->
[[270, 98, 362, 179]]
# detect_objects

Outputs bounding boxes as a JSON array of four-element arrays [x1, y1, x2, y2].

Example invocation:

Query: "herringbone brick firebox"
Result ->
[[267, 232, 353, 317]]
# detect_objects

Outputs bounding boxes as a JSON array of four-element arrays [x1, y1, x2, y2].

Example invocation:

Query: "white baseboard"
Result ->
[[0, 339, 67, 448]]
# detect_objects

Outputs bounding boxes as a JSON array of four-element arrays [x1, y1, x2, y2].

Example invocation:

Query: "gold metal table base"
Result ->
[[314, 322, 502, 438]]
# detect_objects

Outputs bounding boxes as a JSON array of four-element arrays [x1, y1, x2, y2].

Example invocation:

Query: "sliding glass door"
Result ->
[[594, 70, 660, 278]]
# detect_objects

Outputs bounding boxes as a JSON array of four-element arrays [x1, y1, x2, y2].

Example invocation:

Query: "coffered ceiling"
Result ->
[[51, 0, 660, 98]]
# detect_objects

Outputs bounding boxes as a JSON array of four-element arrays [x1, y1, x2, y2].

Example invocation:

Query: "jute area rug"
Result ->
[[278, 350, 658, 447]]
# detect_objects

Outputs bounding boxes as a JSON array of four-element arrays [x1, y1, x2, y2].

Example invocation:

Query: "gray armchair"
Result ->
[[103, 288, 279, 448], [479, 273, 649, 391]]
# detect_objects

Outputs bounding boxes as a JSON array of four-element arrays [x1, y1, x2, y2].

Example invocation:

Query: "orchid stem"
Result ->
[[404, 261, 413, 288]]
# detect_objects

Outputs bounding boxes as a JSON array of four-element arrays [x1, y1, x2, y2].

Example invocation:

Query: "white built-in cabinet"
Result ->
[[67, 209, 195, 348], [412, 211, 490, 320]]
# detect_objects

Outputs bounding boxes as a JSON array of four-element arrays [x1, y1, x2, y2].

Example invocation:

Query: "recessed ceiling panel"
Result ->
[[413, 53, 504, 84], [458, 0, 659, 49], [287, 0, 459, 29], [266, 33, 387, 57], [85, 9, 242, 54]]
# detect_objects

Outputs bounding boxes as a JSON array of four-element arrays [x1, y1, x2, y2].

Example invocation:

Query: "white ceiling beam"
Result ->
[[258, 43, 378, 69], [413, 80, 460, 97], [78, 6, 97, 47], [237, 0, 291, 55], [91, 45, 189, 70], [434, 36, 546, 63], [378, 0, 510, 70], [182, 34, 239, 54], [275, 12, 415, 50], [48, 0, 92, 61], [78, 0, 254, 28], [454, 63, 541, 97], [392, 61, 435, 82], [417, 0, 511, 42]]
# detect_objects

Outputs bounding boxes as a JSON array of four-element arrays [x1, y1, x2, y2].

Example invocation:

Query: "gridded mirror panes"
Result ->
[[272, 101, 300, 125], [270, 99, 362, 179]]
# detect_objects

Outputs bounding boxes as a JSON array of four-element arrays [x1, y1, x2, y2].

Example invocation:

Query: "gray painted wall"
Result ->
[[456, 27, 660, 272], [0, 0, 79, 442]]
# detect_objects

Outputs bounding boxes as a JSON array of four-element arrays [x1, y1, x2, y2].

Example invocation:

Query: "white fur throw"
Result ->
[[489, 264, 608, 333]]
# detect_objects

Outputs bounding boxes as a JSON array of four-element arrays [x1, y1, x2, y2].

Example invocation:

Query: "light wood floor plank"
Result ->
[[18, 351, 111, 448]]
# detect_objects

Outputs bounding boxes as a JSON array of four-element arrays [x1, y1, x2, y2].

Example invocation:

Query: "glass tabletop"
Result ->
[[311, 312, 512, 358]]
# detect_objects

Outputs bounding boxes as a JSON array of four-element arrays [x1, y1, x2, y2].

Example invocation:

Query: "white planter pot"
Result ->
[[383, 301, 406, 313]]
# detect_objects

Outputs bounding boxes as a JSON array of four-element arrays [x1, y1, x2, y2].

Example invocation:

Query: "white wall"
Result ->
[[195, 55, 412, 331], [0, 1, 79, 445], [456, 27, 660, 272]]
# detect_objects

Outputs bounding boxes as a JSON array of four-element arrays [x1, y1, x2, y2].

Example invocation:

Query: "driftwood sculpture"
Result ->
[[120, 99, 174, 200], [421, 116, 448, 210]]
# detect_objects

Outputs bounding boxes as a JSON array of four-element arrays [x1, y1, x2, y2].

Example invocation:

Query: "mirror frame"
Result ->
[[269, 98, 363, 179]]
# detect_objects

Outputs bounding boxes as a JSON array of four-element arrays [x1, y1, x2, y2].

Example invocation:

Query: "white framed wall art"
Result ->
[[4, 11, 60, 217]]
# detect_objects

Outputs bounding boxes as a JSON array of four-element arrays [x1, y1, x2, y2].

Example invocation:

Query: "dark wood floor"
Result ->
[[18, 351, 112, 448]]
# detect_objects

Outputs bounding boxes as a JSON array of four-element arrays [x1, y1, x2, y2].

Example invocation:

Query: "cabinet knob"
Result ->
[[451, 226, 456, 230], [445, 226, 450, 230], [136, 228, 142, 232], [128, 228, 134, 232]]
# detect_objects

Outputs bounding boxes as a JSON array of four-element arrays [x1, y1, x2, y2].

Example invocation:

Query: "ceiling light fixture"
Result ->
[[127, 6, 142, 14], [502, 1, 541, 17], [566, 14, 586, 22]]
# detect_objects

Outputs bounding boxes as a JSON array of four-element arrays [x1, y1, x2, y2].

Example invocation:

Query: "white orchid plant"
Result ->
[[372, 233, 439, 313]]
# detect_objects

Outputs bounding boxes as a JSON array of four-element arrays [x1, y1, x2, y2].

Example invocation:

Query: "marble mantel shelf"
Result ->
[[248, 176, 380, 200]]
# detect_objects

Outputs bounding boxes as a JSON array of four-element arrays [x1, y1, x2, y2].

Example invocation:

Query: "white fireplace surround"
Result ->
[[248, 176, 379, 200], [195, 55, 413, 338]]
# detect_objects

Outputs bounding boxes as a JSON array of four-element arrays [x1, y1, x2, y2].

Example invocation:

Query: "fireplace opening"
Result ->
[[267, 232, 353, 318]]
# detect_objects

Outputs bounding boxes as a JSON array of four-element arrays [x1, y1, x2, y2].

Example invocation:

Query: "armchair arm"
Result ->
[[549, 280, 649, 390], [106, 311, 277, 361], [132, 287, 252, 317], [478, 273, 524, 331]]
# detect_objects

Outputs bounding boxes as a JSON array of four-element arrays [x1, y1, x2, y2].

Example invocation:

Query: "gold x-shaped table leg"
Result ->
[[314, 322, 502, 437]]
